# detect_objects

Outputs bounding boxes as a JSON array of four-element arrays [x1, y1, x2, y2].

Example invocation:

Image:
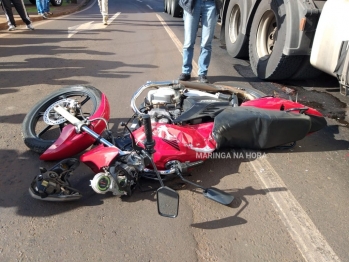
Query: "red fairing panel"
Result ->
[[40, 94, 111, 161], [241, 97, 323, 117], [132, 122, 216, 170], [80, 145, 120, 173]]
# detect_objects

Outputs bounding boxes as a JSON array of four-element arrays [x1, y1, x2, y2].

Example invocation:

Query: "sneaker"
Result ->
[[8, 25, 16, 31], [26, 24, 35, 30], [103, 15, 108, 25], [179, 73, 191, 81], [198, 74, 209, 83], [40, 13, 48, 19], [46, 12, 53, 15]]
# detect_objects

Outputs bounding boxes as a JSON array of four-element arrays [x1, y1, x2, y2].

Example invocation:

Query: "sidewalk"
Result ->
[[0, 0, 88, 31]]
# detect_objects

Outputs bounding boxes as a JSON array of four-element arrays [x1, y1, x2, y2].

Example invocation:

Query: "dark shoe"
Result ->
[[198, 74, 209, 83], [179, 73, 191, 81]]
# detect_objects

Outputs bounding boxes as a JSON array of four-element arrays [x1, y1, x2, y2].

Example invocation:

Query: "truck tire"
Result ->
[[171, 0, 181, 17], [224, 0, 249, 58], [248, 0, 303, 80], [50, 0, 62, 6]]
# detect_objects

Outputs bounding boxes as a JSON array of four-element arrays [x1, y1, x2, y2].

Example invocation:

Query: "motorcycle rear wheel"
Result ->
[[22, 85, 102, 154]]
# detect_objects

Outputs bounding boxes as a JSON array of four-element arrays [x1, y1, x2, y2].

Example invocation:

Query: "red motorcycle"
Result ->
[[22, 81, 326, 217]]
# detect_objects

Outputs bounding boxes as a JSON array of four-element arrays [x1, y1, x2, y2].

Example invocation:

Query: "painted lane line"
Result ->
[[147, 5, 153, 10], [249, 156, 341, 262], [156, 14, 198, 77], [67, 12, 121, 38]]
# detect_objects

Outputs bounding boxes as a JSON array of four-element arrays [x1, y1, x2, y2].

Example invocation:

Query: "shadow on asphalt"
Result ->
[[190, 186, 287, 229]]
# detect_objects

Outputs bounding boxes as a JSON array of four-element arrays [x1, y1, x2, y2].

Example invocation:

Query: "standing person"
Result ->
[[178, 0, 222, 83], [36, 0, 48, 19], [1, 0, 35, 31], [98, 0, 108, 25]]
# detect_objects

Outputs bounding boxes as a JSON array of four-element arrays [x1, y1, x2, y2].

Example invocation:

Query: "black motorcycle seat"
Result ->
[[212, 106, 311, 150]]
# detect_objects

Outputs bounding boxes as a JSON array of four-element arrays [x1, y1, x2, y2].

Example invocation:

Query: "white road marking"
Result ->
[[156, 14, 198, 77], [156, 12, 341, 262], [147, 5, 153, 10], [67, 12, 121, 38], [249, 156, 341, 262]]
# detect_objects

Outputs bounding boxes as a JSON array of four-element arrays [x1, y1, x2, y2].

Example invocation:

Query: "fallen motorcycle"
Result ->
[[22, 81, 327, 217]]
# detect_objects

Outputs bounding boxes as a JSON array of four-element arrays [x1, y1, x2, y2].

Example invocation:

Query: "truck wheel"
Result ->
[[50, 0, 62, 6], [224, 0, 249, 58], [171, 0, 181, 17], [249, 0, 303, 80]]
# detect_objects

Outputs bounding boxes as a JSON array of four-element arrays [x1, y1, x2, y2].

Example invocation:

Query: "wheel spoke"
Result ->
[[80, 96, 90, 106], [38, 125, 53, 137]]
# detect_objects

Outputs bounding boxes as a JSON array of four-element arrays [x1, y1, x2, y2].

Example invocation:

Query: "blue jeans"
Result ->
[[44, 0, 50, 13], [36, 0, 49, 14], [182, 0, 218, 76]]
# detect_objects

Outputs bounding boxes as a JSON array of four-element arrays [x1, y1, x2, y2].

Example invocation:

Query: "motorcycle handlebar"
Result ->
[[130, 80, 179, 115], [142, 114, 155, 154], [130, 80, 228, 115], [143, 114, 152, 143], [54, 105, 128, 155]]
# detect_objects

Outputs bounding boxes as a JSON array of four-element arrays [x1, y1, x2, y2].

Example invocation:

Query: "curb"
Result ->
[[0, 0, 88, 31]]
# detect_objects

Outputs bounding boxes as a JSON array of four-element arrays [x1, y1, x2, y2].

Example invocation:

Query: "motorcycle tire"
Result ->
[[22, 85, 102, 154]]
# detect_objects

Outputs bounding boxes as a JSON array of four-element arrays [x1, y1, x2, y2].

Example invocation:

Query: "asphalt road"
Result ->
[[0, 0, 348, 261]]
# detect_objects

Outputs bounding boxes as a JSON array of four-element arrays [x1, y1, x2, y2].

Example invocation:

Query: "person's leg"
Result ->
[[12, 0, 32, 25], [1, 0, 16, 27], [98, 0, 108, 16], [98, 0, 108, 23], [36, 0, 45, 15], [197, 0, 218, 76], [182, 1, 201, 75], [44, 0, 50, 14]]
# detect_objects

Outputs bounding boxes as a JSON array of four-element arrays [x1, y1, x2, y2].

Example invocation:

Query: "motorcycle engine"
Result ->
[[146, 87, 233, 124], [90, 163, 137, 196]]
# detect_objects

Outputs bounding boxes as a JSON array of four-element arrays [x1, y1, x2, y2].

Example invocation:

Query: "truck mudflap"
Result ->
[[334, 41, 349, 96]]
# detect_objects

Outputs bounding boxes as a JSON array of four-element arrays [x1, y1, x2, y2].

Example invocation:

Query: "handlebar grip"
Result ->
[[142, 114, 155, 154], [143, 114, 153, 143]]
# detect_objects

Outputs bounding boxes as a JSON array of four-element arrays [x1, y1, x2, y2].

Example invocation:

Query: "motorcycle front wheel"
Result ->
[[22, 85, 102, 154]]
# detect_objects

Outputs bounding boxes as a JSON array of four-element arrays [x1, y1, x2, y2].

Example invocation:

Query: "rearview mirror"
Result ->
[[157, 186, 179, 218], [203, 187, 234, 205]]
